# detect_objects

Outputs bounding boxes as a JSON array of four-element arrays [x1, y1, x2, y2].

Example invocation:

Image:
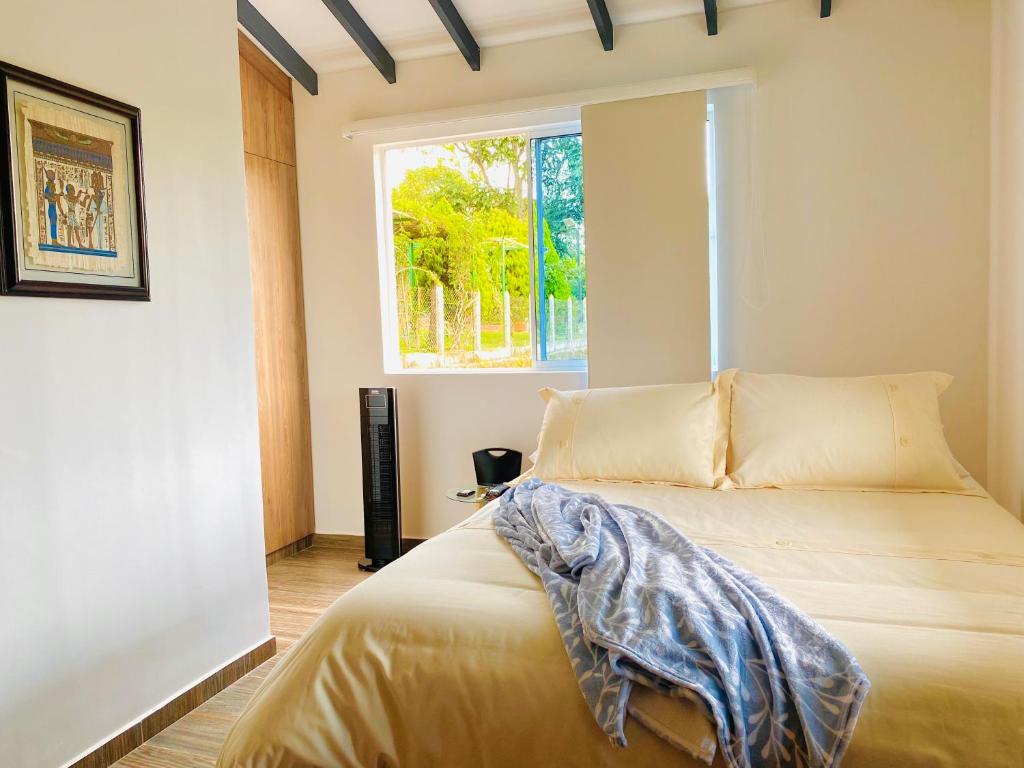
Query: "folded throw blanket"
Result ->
[[494, 479, 870, 768]]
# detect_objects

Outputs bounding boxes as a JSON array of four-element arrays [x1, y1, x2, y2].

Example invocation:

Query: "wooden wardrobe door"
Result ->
[[239, 32, 315, 554]]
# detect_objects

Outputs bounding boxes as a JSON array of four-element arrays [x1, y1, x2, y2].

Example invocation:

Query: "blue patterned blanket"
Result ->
[[494, 480, 870, 768]]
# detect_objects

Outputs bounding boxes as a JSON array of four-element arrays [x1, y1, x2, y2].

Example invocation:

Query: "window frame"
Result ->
[[374, 122, 587, 375]]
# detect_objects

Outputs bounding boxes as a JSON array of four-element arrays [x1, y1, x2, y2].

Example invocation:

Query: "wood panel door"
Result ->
[[239, 32, 315, 554]]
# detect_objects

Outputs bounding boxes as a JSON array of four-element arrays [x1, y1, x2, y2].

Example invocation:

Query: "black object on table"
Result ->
[[472, 448, 522, 486]]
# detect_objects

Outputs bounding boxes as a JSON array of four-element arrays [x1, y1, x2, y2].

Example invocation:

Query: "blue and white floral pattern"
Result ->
[[494, 480, 870, 768]]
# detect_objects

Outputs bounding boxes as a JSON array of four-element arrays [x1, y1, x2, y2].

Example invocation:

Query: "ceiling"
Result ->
[[248, 0, 778, 74]]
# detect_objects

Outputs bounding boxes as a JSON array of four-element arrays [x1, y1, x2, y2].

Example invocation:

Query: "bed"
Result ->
[[218, 479, 1024, 768]]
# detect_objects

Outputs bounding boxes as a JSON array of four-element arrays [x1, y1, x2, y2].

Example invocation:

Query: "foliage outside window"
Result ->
[[383, 131, 587, 370], [533, 134, 586, 363]]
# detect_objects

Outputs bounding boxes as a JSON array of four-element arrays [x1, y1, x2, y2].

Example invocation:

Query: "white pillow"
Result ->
[[533, 382, 721, 488], [724, 370, 972, 492]]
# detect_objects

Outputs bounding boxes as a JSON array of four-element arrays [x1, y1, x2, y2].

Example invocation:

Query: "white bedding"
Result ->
[[219, 482, 1024, 767]]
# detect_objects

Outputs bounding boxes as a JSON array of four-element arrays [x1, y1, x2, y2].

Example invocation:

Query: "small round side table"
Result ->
[[445, 485, 491, 509]]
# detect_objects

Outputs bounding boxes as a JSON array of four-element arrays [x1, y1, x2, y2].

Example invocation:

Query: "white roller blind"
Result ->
[[582, 91, 710, 387]]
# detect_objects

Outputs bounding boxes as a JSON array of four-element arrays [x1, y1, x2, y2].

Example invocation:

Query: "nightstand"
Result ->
[[445, 485, 490, 509]]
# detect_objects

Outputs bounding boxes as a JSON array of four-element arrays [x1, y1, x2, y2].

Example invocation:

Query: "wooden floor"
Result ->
[[113, 538, 370, 767]]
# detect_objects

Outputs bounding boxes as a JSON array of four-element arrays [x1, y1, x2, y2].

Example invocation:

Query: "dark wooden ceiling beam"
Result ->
[[320, 0, 397, 84], [703, 0, 718, 36], [586, 0, 614, 51], [821, 0, 832, 18], [427, 0, 480, 71], [237, 0, 319, 95]]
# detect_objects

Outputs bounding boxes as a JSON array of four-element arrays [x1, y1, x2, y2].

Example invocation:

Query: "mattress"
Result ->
[[218, 482, 1024, 767]]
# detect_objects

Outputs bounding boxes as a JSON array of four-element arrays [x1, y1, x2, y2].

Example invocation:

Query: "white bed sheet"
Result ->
[[219, 482, 1024, 768]]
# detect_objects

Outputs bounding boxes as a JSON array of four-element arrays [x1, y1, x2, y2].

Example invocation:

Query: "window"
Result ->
[[379, 129, 587, 371]]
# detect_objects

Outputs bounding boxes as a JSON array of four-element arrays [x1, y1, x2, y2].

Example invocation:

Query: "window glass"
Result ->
[[532, 134, 586, 363], [384, 133, 588, 371]]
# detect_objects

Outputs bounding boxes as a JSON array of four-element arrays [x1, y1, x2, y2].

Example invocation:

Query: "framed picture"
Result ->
[[0, 61, 149, 300]]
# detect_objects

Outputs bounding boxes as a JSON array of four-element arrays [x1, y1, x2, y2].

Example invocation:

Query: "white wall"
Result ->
[[0, 2, 270, 765], [709, 1, 989, 488], [297, 0, 991, 538], [989, 0, 1024, 519]]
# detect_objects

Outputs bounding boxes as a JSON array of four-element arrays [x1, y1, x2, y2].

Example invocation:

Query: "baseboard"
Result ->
[[266, 533, 314, 566], [401, 536, 426, 553], [313, 532, 426, 554], [67, 636, 277, 768]]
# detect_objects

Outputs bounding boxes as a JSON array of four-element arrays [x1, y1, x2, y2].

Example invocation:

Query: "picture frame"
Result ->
[[0, 60, 149, 300]]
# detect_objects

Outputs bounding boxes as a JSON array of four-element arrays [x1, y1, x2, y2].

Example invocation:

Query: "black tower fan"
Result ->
[[358, 387, 401, 571]]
